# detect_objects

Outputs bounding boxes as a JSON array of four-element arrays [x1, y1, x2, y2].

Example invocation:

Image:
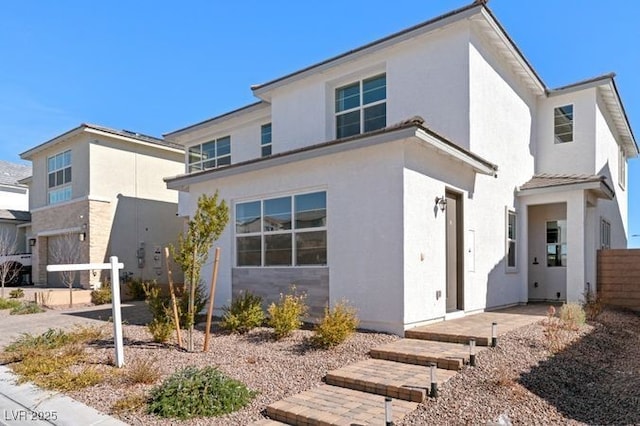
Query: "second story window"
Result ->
[[619, 147, 626, 188], [48, 150, 72, 204], [554, 104, 573, 143], [335, 73, 386, 139], [188, 136, 231, 173], [261, 123, 272, 157]]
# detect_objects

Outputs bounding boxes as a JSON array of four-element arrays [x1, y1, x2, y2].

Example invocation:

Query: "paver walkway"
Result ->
[[259, 304, 548, 425]]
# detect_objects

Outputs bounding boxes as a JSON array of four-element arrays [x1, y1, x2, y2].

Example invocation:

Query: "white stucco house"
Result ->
[[164, 2, 638, 334], [0, 160, 32, 254]]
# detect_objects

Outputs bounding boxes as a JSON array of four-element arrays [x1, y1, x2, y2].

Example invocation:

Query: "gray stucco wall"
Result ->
[[231, 267, 329, 320]]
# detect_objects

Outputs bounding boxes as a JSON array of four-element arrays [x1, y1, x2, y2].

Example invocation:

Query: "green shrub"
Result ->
[[0, 298, 22, 310], [10, 302, 45, 315], [559, 302, 586, 330], [176, 282, 207, 328], [148, 319, 174, 343], [221, 292, 264, 334], [91, 286, 112, 305], [268, 287, 308, 340], [311, 301, 359, 348], [148, 366, 256, 419], [127, 278, 147, 301], [9, 289, 24, 299]]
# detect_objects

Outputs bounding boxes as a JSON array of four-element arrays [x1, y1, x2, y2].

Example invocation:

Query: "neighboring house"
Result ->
[[20, 124, 185, 289], [0, 160, 32, 284], [164, 2, 638, 334]]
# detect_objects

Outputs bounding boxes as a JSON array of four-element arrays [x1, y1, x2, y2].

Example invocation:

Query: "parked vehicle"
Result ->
[[0, 253, 32, 286]]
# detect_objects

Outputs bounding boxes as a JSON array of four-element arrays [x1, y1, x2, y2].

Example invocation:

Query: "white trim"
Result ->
[[30, 195, 111, 213]]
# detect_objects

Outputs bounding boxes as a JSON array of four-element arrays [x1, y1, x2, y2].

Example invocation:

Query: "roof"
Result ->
[[518, 173, 615, 199], [165, 116, 498, 190], [20, 123, 183, 160], [0, 209, 31, 222], [164, 101, 267, 139], [0, 160, 31, 187]]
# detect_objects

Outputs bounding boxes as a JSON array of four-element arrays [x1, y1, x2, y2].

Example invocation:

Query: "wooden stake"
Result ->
[[203, 247, 221, 352], [164, 247, 183, 349]]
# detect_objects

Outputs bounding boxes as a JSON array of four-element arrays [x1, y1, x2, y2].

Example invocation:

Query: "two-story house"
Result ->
[[20, 124, 185, 289], [0, 159, 32, 263], [164, 2, 637, 334]]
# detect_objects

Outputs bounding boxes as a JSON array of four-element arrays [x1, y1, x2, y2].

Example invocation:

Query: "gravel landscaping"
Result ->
[[3, 305, 639, 425]]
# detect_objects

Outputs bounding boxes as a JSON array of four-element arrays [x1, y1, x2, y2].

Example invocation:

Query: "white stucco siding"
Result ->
[[185, 141, 406, 334], [388, 23, 470, 148], [466, 34, 537, 310], [0, 187, 29, 211], [536, 90, 596, 175], [594, 95, 628, 246]]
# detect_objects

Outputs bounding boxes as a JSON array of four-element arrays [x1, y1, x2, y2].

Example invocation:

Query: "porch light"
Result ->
[[28, 238, 36, 247], [491, 322, 498, 347], [384, 396, 392, 426], [79, 232, 86, 242], [435, 196, 447, 212], [469, 338, 476, 367], [430, 362, 438, 398]]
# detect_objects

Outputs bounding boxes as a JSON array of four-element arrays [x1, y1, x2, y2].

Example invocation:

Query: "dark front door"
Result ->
[[445, 191, 463, 312]]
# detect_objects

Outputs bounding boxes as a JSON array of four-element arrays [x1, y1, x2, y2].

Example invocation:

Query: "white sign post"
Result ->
[[47, 256, 125, 367]]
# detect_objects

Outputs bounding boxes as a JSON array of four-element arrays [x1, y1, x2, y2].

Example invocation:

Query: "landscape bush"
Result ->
[[9, 288, 24, 299], [0, 298, 22, 310], [221, 292, 264, 334], [10, 302, 45, 315], [311, 301, 359, 348], [147, 366, 256, 419], [267, 287, 308, 340], [559, 302, 586, 330], [582, 290, 602, 320], [143, 283, 174, 342], [126, 278, 147, 301], [91, 285, 112, 305]]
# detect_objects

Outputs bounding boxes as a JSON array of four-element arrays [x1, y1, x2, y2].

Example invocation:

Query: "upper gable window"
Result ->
[[188, 136, 231, 173], [261, 123, 272, 157], [335, 73, 386, 139], [554, 105, 573, 143], [47, 150, 72, 204]]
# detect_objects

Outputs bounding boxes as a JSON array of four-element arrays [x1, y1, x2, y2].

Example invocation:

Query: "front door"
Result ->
[[445, 191, 463, 312]]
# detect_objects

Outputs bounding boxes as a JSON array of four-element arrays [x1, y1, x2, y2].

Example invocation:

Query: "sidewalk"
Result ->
[[0, 302, 150, 426]]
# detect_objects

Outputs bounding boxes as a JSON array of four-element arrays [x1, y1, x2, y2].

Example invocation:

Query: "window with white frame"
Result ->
[[188, 136, 231, 173], [554, 105, 573, 143], [335, 73, 386, 139], [546, 220, 567, 267], [600, 218, 611, 249], [506, 210, 517, 270], [619, 147, 626, 188], [47, 150, 72, 204], [261, 123, 272, 157], [236, 191, 327, 267]]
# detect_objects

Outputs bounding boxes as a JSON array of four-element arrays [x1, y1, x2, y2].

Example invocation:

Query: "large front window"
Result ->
[[188, 136, 231, 173], [335, 74, 386, 138], [236, 191, 327, 267], [554, 105, 573, 143], [546, 220, 567, 267], [47, 150, 72, 204]]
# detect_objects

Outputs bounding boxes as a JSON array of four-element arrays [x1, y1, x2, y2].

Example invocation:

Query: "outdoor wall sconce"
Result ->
[[79, 232, 86, 242], [28, 238, 36, 247], [435, 196, 447, 212]]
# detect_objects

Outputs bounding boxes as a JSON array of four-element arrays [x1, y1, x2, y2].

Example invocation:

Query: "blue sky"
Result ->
[[1, 1, 638, 246]]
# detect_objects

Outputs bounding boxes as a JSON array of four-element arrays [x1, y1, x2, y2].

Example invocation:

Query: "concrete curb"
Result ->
[[0, 366, 127, 426]]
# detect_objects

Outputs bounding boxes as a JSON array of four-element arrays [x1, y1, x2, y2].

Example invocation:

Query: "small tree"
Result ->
[[172, 192, 229, 352], [50, 233, 81, 308], [0, 228, 21, 299]]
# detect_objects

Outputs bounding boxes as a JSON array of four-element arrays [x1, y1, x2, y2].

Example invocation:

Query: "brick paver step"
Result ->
[[250, 419, 290, 425], [266, 384, 418, 426], [325, 358, 457, 402], [370, 338, 478, 370], [405, 305, 548, 346]]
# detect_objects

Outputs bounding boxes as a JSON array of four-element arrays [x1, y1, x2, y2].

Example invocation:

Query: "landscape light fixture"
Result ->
[[430, 362, 438, 398], [385, 397, 393, 426], [491, 322, 498, 347], [469, 338, 476, 367]]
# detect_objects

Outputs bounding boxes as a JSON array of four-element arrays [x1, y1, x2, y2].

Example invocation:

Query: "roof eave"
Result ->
[[517, 180, 614, 200]]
